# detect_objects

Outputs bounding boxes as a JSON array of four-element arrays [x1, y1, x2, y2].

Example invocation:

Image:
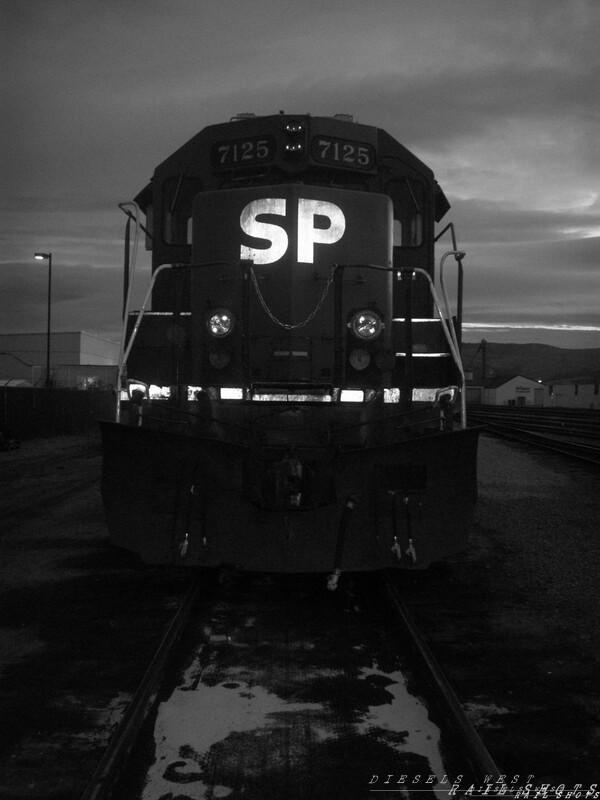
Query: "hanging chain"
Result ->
[[249, 265, 338, 330]]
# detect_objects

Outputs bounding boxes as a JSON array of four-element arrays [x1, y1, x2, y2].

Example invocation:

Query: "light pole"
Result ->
[[34, 252, 52, 388]]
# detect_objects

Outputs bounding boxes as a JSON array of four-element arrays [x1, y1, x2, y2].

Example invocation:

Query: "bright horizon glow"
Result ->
[[463, 323, 600, 332]]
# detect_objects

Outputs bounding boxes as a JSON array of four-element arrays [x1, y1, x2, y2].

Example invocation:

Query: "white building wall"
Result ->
[[550, 383, 600, 409], [47, 332, 82, 364], [483, 375, 549, 406], [0, 332, 119, 386], [80, 332, 120, 365]]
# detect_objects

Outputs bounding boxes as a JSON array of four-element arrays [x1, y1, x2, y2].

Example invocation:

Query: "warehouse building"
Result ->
[[466, 374, 549, 406], [0, 331, 119, 389], [548, 381, 600, 410]]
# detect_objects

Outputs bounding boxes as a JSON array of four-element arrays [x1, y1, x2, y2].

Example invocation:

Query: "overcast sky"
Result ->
[[1, 0, 599, 348]]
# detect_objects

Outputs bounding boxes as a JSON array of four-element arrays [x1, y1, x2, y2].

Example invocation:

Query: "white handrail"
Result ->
[[115, 263, 175, 421], [412, 266, 467, 429], [439, 250, 465, 360]]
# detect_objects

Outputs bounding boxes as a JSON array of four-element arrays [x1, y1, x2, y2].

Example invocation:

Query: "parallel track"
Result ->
[[0, 440, 102, 524], [81, 571, 500, 798], [466, 407, 600, 465]]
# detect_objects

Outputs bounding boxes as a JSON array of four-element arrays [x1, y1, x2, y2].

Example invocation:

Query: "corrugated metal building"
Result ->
[[0, 331, 119, 389]]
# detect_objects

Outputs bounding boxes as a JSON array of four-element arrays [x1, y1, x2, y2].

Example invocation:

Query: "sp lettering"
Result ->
[[240, 198, 346, 265]]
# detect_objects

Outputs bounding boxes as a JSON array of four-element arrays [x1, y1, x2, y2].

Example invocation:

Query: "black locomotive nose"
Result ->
[[104, 112, 477, 576]]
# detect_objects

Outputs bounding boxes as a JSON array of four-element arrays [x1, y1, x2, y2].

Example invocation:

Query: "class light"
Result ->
[[206, 309, 234, 337], [349, 310, 383, 341]]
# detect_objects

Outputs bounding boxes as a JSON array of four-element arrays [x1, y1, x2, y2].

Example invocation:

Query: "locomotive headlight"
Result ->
[[349, 310, 383, 341], [283, 119, 306, 157], [284, 120, 304, 134], [206, 309, 235, 338]]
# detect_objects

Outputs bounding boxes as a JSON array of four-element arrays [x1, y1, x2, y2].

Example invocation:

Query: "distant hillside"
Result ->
[[461, 342, 600, 384]]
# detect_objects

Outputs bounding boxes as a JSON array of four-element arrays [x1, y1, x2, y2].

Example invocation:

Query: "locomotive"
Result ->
[[100, 112, 479, 585]]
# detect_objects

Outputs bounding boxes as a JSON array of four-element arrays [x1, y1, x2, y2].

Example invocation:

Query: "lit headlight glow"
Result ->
[[349, 310, 383, 341], [206, 309, 235, 337]]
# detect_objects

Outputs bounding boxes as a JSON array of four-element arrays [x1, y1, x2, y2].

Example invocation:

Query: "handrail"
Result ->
[[116, 262, 174, 421], [434, 226, 464, 336], [434, 221, 458, 249], [439, 250, 465, 364], [411, 266, 468, 429], [115, 260, 250, 422]]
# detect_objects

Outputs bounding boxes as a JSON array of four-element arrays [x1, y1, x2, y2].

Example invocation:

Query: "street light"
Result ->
[[34, 252, 52, 388]]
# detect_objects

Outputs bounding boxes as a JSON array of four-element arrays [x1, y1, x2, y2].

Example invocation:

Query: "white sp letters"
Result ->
[[240, 198, 288, 265], [297, 198, 345, 263], [240, 197, 345, 265]]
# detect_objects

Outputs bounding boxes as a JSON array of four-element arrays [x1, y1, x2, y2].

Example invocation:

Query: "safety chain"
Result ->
[[249, 265, 338, 330]]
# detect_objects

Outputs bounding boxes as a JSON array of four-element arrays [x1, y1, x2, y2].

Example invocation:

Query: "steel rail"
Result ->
[[467, 409, 600, 440], [80, 580, 200, 800], [379, 570, 502, 781], [474, 421, 600, 465]]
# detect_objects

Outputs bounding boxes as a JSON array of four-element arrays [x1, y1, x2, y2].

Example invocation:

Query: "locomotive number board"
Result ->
[[211, 135, 276, 168], [311, 136, 376, 171]]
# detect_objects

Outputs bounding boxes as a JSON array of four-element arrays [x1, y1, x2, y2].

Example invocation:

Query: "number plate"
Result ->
[[211, 135, 276, 168], [311, 136, 376, 171]]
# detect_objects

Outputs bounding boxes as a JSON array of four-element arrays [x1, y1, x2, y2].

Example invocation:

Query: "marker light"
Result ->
[[206, 309, 234, 337], [349, 310, 383, 341]]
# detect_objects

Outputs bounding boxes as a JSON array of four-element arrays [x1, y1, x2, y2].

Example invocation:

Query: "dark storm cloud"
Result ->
[[461, 236, 600, 327], [447, 198, 600, 244], [1, 0, 598, 345], [0, 259, 132, 339], [0, 197, 114, 214]]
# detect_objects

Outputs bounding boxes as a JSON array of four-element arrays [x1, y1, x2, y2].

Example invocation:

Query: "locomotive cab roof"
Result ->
[[133, 113, 450, 223]]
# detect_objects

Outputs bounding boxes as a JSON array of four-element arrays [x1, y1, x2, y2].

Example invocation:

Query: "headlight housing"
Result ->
[[349, 310, 383, 341], [206, 309, 235, 338], [349, 348, 371, 371]]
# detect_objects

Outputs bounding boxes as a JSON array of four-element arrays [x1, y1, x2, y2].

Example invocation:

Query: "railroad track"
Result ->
[[466, 406, 600, 439], [0, 441, 101, 524], [466, 407, 600, 465], [82, 570, 499, 799]]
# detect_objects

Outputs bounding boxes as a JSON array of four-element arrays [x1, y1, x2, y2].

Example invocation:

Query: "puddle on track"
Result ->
[[136, 580, 453, 800]]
